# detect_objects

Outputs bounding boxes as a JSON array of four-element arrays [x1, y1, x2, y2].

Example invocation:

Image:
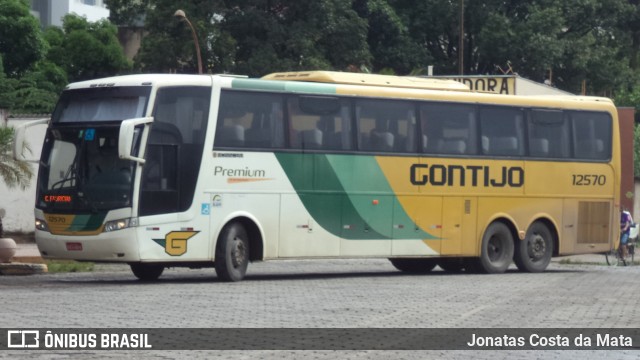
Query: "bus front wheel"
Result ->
[[130, 263, 164, 281], [389, 258, 437, 273], [514, 221, 553, 272], [478, 222, 514, 274], [215, 222, 249, 282]]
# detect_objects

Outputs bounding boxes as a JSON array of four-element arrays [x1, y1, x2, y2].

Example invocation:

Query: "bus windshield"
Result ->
[[37, 125, 138, 212], [37, 86, 151, 212]]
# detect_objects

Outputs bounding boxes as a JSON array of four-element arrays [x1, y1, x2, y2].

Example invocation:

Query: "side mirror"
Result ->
[[118, 117, 153, 163], [13, 118, 49, 162]]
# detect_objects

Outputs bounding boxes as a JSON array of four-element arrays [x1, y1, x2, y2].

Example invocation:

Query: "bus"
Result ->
[[14, 71, 620, 281]]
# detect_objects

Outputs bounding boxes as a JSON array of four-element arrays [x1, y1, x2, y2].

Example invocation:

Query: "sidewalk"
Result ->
[[13, 243, 43, 262]]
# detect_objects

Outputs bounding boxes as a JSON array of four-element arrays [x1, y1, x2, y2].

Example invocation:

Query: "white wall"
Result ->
[[0, 119, 48, 233]]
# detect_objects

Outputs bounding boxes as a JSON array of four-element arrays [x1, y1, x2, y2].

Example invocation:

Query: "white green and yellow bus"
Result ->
[[14, 71, 620, 281]]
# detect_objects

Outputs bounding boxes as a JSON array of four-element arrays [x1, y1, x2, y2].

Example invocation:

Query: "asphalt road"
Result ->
[[1, 258, 639, 359]]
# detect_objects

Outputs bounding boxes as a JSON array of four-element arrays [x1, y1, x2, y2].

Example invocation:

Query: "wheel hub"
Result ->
[[231, 237, 247, 268], [528, 234, 546, 260], [488, 236, 502, 261]]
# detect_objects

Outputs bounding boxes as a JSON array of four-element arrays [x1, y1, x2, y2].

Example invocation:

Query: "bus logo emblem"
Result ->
[[153, 231, 199, 256]]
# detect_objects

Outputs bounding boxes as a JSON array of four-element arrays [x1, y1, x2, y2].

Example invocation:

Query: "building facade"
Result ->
[[30, 0, 109, 28]]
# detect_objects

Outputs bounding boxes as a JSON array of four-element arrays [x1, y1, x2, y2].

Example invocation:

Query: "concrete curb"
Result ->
[[0, 262, 48, 275]]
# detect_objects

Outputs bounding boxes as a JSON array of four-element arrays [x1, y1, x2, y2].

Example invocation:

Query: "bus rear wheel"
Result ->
[[130, 263, 164, 281], [389, 258, 437, 273], [478, 222, 514, 274], [514, 221, 553, 272], [215, 222, 249, 282]]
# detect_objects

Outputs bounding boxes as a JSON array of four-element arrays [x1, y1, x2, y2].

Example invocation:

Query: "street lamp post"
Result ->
[[174, 9, 203, 74]]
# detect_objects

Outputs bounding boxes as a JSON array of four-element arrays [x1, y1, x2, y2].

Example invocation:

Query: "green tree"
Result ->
[[50, 14, 132, 82], [134, 0, 371, 76], [353, 0, 428, 74], [222, 0, 370, 76], [392, 0, 633, 94], [0, 56, 16, 112], [0, 126, 33, 189], [0, 0, 47, 76], [10, 75, 60, 114], [134, 0, 222, 74]]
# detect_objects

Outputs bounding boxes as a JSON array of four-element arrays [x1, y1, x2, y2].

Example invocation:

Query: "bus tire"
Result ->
[[130, 263, 164, 281], [215, 222, 249, 282], [514, 221, 553, 273], [389, 258, 437, 273], [438, 257, 465, 272], [478, 222, 514, 274]]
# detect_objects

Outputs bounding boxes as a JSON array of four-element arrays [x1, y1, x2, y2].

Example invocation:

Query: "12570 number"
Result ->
[[572, 174, 606, 186]]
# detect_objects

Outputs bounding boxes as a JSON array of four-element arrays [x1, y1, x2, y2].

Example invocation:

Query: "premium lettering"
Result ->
[[214, 166, 266, 178], [410, 164, 524, 187]]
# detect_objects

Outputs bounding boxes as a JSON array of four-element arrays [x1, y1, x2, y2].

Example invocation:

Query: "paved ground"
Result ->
[[3, 241, 639, 359], [1, 245, 639, 359], [9, 242, 615, 266]]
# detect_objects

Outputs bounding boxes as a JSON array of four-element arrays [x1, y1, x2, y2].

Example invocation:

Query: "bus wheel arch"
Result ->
[[514, 218, 557, 273]]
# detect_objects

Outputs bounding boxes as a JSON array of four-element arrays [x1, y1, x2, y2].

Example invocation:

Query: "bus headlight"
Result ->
[[35, 218, 49, 232], [103, 218, 138, 232]]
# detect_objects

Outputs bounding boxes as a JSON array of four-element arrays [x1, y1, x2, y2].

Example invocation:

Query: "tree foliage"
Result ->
[[1, 0, 640, 114], [132, 0, 222, 74], [0, 12, 131, 114], [0, 0, 47, 76], [52, 14, 132, 82], [0, 126, 33, 190], [120, 0, 639, 94]]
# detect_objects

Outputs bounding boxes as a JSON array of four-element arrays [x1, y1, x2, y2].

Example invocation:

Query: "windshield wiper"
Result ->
[[51, 162, 78, 190]]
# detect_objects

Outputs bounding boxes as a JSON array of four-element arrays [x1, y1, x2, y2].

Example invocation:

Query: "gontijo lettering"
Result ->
[[410, 164, 524, 187]]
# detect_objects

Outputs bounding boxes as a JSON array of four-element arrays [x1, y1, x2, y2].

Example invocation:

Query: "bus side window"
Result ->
[[288, 96, 351, 151], [356, 99, 415, 153], [570, 111, 612, 161], [528, 109, 569, 159], [479, 106, 524, 157], [215, 91, 284, 150], [420, 103, 476, 155]]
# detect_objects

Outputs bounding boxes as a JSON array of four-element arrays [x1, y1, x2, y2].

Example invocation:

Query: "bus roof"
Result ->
[[64, 74, 213, 90], [262, 71, 471, 92]]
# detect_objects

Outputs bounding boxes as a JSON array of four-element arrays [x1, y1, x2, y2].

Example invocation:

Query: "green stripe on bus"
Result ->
[[231, 78, 336, 94], [69, 213, 106, 231], [326, 155, 435, 240], [275, 153, 436, 240]]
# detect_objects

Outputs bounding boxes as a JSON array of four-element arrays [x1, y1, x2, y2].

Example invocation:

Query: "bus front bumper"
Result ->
[[35, 228, 140, 262]]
